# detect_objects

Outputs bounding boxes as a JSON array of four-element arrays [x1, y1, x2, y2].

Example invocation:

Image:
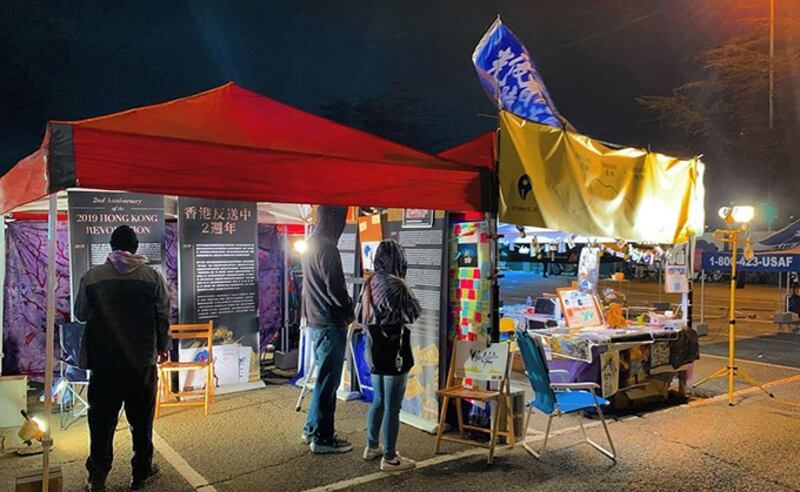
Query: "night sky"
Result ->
[[0, 1, 786, 220]]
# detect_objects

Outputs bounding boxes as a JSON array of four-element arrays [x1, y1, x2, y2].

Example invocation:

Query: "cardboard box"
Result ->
[[0, 375, 27, 427]]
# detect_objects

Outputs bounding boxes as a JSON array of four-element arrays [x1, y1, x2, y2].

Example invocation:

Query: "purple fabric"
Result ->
[[2, 221, 71, 380], [258, 225, 284, 352], [548, 346, 602, 384], [164, 222, 179, 323], [3, 220, 284, 377]]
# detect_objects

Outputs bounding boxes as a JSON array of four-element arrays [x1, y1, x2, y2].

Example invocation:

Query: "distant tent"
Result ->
[[759, 218, 800, 250]]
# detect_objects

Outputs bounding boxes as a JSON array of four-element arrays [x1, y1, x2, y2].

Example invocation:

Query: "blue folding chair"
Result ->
[[58, 322, 90, 430], [516, 329, 616, 461]]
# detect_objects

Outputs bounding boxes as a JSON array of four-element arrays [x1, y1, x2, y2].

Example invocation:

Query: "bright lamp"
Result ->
[[718, 205, 754, 225], [732, 206, 754, 224]]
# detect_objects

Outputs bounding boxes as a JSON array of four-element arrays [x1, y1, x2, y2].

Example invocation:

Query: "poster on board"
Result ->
[[68, 191, 164, 304], [402, 209, 434, 229], [178, 197, 259, 388], [385, 210, 448, 431]]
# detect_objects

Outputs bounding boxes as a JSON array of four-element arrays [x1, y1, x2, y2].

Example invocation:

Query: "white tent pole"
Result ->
[[42, 192, 57, 491], [282, 231, 290, 353]]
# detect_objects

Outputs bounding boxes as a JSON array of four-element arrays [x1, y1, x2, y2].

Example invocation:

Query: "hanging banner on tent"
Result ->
[[68, 191, 165, 303], [498, 110, 705, 244], [472, 17, 562, 127], [702, 251, 800, 272], [178, 197, 259, 387]]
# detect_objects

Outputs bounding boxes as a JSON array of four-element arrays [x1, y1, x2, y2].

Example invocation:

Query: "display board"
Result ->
[[557, 287, 604, 329], [385, 210, 449, 430], [68, 191, 165, 305], [177, 198, 259, 388]]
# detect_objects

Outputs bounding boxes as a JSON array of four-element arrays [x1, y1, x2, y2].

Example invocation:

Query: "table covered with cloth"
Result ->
[[528, 327, 700, 409]]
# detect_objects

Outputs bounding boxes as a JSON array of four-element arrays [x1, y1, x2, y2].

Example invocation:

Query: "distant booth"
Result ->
[[0, 82, 494, 480], [492, 109, 707, 410]]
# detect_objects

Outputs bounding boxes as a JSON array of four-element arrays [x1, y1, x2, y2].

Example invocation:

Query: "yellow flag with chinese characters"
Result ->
[[498, 110, 705, 244]]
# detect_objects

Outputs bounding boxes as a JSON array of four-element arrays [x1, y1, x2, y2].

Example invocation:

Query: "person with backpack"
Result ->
[[360, 239, 421, 472]]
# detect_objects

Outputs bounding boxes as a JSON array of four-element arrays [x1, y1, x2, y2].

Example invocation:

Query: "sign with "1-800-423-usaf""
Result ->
[[702, 252, 800, 272]]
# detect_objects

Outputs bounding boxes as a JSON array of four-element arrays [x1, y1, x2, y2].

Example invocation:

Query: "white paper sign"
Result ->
[[456, 342, 509, 381]]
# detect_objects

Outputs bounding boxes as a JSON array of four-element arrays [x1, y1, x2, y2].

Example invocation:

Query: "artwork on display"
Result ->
[[178, 197, 259, 387], [450, 222, 491, 340], [651, 342, 671, 368], [665, 242, 689, 293], [2, 222, 70, 379], [457, 342, 509, 381], [600, 350, 620, 397], [67, 191, 165, 305], [358, 214, 383, 272], [577, 247, 601, 293], [557, 287, 604, 329], [402, 209, 434, 229], [457, 243, 479, 268]]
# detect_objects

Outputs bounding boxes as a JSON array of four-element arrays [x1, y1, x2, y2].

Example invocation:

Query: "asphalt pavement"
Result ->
[[1, 275, 798, 491]]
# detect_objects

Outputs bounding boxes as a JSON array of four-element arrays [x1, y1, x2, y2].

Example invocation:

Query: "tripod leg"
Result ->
[[692, 366, 729, 389], [735, 368, 775, 398]]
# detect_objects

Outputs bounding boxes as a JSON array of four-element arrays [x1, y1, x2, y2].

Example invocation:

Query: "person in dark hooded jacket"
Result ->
[[301, 205, 355, 454], [74, 225, 170, 491], [361, 239, 421, 471]]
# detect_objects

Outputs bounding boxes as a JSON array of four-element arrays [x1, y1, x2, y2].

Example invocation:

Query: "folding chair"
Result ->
[[433, 338, 514, 464], [156, 321, 214, 417], [58, 323, 90, 429], [516, 329, 616, 461]]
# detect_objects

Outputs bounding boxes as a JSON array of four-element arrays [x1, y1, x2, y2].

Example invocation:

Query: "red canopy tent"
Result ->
[[0, 83, 494, 489], [0, 82, 490, 215], [437, 131, 495, 171]]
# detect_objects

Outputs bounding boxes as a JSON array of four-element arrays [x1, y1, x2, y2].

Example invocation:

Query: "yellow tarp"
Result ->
[[499, 110, 705, 244]]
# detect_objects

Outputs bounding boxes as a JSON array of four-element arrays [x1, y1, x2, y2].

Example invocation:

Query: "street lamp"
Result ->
[[693, 206, 774, 405]]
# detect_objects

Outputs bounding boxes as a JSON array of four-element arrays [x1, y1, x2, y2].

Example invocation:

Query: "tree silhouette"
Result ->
[[637, 4, 800, 227]]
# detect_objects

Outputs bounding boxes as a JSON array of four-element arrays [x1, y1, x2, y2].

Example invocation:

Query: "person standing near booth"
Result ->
[[74, 225, 171, 491], [301, 206, 355, 454], [361, 239, 420, 471]]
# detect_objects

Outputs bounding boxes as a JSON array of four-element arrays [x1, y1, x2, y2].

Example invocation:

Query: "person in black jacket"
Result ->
[[361, 239, 421, 472], [301, 205, 355, 454], [74, 225, 170, 491]]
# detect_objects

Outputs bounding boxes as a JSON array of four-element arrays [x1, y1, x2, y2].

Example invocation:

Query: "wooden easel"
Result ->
[[433, 338, 515, 464]]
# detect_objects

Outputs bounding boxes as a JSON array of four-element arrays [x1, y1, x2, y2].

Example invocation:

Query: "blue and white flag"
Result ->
[[472, 17, 562, 127]]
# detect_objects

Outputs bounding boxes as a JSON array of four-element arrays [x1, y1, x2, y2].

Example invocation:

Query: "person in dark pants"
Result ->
[[74, 225, 171, 491], [301, 206, 355, 454], [361, 239, 421, 472]]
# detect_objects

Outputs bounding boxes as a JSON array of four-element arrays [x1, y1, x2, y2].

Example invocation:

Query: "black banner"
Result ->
[[177, 198, 259, 355], [68, 191, 165, 304]]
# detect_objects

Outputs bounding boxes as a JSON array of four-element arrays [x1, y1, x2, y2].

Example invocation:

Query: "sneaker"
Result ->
[[130, 464, 160, 491], [309, 436, 353, 454], [84, 478, 106, 492], [363, 445, 383, 461], [301, 432, 311, 445], [380, 454, 416, 472]]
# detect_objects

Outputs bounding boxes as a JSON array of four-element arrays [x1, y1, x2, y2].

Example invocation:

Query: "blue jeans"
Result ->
[[367, 373, 407, 459], [303, 326, 347, 444]]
